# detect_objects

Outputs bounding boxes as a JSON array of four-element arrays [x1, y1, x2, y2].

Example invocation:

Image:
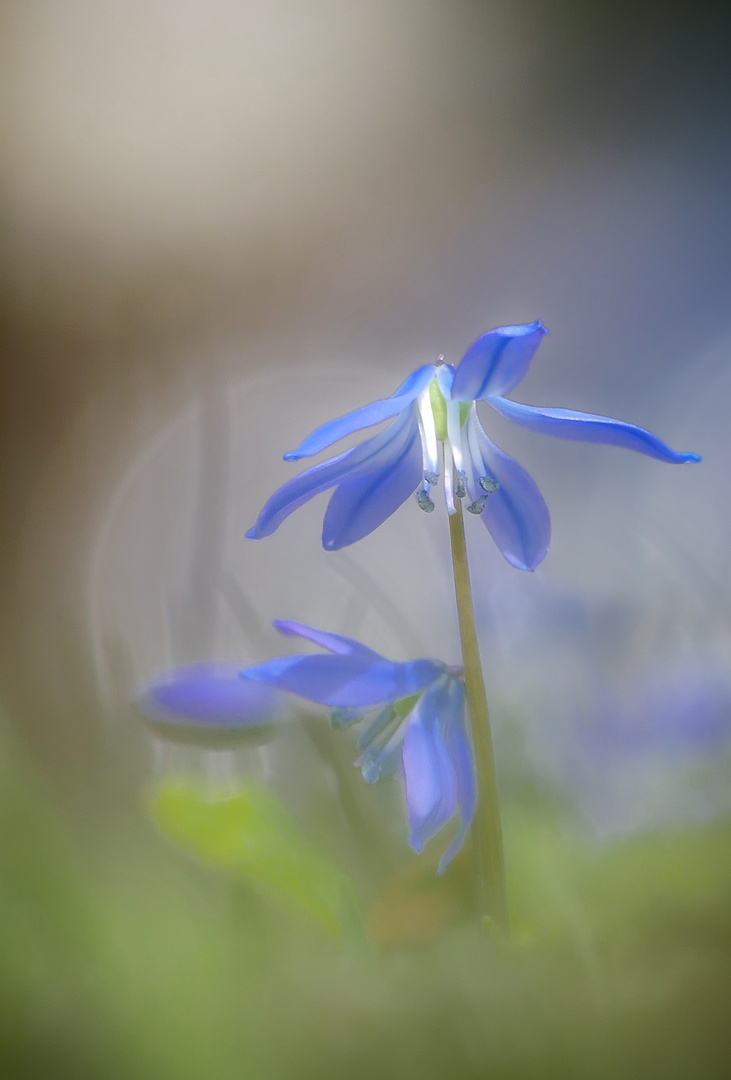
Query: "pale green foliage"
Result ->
[[153, 781, 363, 943]]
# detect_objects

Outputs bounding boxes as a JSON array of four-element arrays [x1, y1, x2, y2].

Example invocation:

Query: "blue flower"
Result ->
[[563, 661, 731, 836], [247, 322, 700, 568], [135, 663, 281, 747], [240, 620, 475, 873]]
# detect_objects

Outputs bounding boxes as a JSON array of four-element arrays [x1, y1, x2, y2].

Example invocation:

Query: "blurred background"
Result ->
[[2, 1, 731, 1077]]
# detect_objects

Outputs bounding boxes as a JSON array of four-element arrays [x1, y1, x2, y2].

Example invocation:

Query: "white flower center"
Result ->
[[415, 383, 500, 516]]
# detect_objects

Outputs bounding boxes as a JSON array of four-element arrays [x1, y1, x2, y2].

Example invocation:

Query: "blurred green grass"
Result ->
[[2, 718, 731, 1080]]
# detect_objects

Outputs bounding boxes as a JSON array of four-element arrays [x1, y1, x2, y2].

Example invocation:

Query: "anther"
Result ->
[[480, 476, 500, 494], [416, 488, 435, 512], [361, 754, 380, 784], [328, 707, 356, 729], [467, 496, 487, 514], [454, 472, 467, 499], [424, 471, 439, 486]]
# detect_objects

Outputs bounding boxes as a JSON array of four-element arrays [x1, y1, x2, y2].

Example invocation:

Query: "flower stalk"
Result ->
[[448, 501, 510, 935]]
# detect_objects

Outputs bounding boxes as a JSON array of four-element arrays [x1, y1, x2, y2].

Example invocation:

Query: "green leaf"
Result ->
[[152, 781, 363, 944]]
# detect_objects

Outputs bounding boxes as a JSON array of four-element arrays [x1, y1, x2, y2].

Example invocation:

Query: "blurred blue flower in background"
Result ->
[[240, 619, 475, 873], [136, 663, 281, 747], [247, 322, 699, 568], [581, 669, 731, 760], [564, 661, 731, 836]]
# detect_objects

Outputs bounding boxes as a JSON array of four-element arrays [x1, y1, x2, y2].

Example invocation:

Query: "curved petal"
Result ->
[[136, 660, 276, 730], [284, 364, 436, 460], [466, 408, 550, 571], [487, 396, 701, 464], [435, 363, 455, 399], [240, 654, 444, 708], [321, 410, 423, 549], [437, 680, 477, 874], [402, 684, 458, 853], [451, 322, 547, 401], [246, 408, 416, 540], [272, 619, 385, 662]]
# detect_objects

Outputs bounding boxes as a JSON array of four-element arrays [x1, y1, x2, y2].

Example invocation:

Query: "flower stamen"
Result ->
[[466, 495, 487, 514], [328, 707, 360, 729], [415, 485, 435, 512], [446, 398, 465, 472], [416, 386, 439, 480], [356, 703, 398, 752], [444, 441, 457, 516]]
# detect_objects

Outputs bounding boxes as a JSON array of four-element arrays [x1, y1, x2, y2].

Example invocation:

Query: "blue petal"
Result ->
[[246, 445, 366, 540], [435, 363, 456, 399], [402, 684, 458, 853], [272, 619, 384, 662], [240, 654, 445, 708], [451, 322, 547, 401], [284, 364, 436, 460], [466, 409, 551, 571], [137, 664, 277, 728], [437, 680, 477, 874], [322, 410, 423, 549], [247, 408, 418, 541], [487, 397, 701, 464]]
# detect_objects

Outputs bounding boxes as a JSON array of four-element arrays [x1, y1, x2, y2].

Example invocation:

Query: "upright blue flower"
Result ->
[[240, 620, 475, 873], [247, 322, 699, 569]]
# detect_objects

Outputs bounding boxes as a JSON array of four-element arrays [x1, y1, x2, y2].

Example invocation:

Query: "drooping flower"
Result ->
[[135, 663, 281, 747], [246, 322, 700, 569], [239, 619, 475, 873]]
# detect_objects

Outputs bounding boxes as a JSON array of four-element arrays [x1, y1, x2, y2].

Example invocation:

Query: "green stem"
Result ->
[[448, 503, 510, 935]]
